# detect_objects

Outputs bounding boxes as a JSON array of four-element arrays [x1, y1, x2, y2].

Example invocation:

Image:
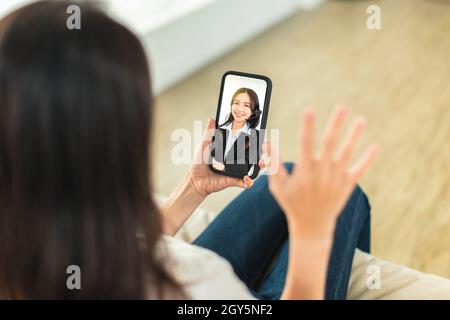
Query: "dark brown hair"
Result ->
[[0, 0, 182, 299], [220, 87, 261, 129]]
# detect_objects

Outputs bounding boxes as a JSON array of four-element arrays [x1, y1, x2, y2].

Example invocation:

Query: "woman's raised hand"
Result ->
[[268, 106, 379, 239]]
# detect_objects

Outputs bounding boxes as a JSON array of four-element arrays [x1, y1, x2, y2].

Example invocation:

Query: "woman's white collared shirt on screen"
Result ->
[[221, 122, 250, 157]]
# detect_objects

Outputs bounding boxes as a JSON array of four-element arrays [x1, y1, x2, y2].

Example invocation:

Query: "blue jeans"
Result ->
[[193, 162, 371, 300]]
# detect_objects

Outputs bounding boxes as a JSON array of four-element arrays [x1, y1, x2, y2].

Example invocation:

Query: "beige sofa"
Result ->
[[164, 197, 450, 300]]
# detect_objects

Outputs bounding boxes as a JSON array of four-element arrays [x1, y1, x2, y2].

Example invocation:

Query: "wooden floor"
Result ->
[[153, 0, 450, 277]]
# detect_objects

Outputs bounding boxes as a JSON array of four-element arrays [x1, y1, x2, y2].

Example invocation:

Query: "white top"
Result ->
[[161, 235, 256, 300], [221, 122, 251, 157]]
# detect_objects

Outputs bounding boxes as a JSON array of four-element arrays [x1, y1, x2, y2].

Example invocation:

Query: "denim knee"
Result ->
[[347, 185, 372, 223], [354, 185, 371, 213], [283, 162, 294, 173]]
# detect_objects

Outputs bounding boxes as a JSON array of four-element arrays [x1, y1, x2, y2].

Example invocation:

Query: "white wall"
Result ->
[[295, 0, 324, 10], [130, 0, 325, 93], [138, 0, 296, 94], [0, 0, 325, 94], [0, 0, 30, 17]]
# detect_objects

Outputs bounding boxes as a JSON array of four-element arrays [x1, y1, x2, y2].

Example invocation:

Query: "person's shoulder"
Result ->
[[219, 121, 231, 130], [161, 236, 231, 280], [216, 125, 226, 133], [160, 236, 255, 299], [248, 128, 259, 137]]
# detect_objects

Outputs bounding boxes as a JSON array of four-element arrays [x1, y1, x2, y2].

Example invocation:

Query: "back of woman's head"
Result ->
[[0, 0, 180, 299]]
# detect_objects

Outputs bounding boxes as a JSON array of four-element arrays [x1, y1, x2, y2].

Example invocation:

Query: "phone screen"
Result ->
[[209, 71, 272, 180]]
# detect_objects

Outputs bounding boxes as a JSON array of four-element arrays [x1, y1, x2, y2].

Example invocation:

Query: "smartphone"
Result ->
[[209, 70, 272, 180]]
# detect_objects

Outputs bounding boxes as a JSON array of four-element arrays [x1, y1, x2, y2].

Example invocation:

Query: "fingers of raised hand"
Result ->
[[318, 105, 348, 161], [347, 145, 380, 183]]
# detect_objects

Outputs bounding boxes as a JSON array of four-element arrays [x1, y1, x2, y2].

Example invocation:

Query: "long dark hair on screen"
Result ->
[[0, 1, 183, 299], [220, 87, 261, 129]]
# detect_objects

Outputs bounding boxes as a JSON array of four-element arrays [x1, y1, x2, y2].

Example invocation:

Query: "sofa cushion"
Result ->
[[348, 249, 450, 299]]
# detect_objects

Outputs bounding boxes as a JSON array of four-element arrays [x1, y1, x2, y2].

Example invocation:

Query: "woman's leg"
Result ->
[[192, 164, 293, 290], [193, 162, 371, 299], [256, 186, 371, 300]]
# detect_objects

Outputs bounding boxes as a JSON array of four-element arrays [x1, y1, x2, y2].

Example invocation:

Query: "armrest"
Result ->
[[348, 249, 450, 299]]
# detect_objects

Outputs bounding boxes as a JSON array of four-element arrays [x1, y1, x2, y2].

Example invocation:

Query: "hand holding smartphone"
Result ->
[[209, 71, 272, 180]]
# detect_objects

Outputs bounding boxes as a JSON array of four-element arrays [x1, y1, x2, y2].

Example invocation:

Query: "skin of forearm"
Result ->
[[160, 173, 205, 236], [281, 226, 335, 300]]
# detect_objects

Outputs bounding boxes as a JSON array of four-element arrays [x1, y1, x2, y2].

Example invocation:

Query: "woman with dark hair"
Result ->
[[0, 1, 378, 300], [212, 87, 262, 178], [0, 0, 182, 299]]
